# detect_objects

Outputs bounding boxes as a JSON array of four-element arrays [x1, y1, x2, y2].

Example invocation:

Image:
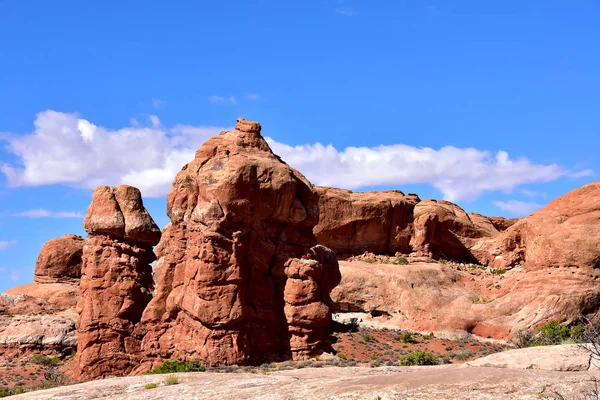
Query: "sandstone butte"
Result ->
[[73, 118, 342, 380], [1, 117, 599, 383]]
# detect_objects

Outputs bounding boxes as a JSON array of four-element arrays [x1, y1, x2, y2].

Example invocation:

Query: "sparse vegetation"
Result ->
[[401, 331, 417, 344], [147, 360, 206, 374], [422, 332, 435, 340], [164, 375, 179, 385], [472, 297, 494, 304], [515, 320, 584, 347], [399, 351, 440, 366], [490, 268, 506, 275], [393, 256, 409, 265], [337, 352, 347, 360], [144, 383, 158, 390], [30, 355, 60, 367]]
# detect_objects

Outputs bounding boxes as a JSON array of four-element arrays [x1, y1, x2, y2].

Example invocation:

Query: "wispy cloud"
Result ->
[[520, 189, 547, 199], [0, 241, 16, 251], [208, 95, 237, 105], [13, 209, 83, 219], [571, 169, 593, 178], [336, 7, 357, 16], [0, 110, 589, 201], [152, 98, 166, 109], [493, 200, 542, 216], [246, 93, 260, 100]]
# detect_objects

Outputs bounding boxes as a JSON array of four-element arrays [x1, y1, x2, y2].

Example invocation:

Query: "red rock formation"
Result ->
[[314, 187, 417, 256], [138, 118, 340, 370], [75, 185, 160, 380], [34, 234, 84, 283], [410, 199, 499, 261], [314, 190, 505, 261], [473, 180, 600, 270]]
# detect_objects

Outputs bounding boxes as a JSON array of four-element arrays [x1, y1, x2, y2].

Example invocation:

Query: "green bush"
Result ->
[[393, 257, 409, 265], [515, 320, 585, 347], [422, 332, 435, 340], [147, 360, 206, 374], [490, 268, 506, 275], [399, 351, 440, 366], [144, 383, 158, 390], [164, 375, 179, 385], [401, 331, 417, 344], [30, 354, 60, 367], [337, 352, 347, 360], [0, 386, 24, 397]]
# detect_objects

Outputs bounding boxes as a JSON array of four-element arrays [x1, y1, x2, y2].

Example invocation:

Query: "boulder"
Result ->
[[34, 234, 84, 283]]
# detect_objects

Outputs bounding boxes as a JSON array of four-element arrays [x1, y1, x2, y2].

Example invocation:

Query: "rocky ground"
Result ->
[[11, 345, 600, 400]]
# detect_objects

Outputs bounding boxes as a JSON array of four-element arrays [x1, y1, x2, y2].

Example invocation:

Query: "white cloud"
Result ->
[[336, 7, 357, 16], [267, 140, 578, 202], [13, 209, 83, 218], [493, 200, 542, 216], [571, 169, 593, 178], [1, 110, 227, 197], [0, 241, 16, 251], [152, 98, 166, 109], [208, 95, 237, 105], [246, 93, 260, 100], [0, 110, 589, 201], [520, 189, 547, 199], [149, 115, 161, 128]]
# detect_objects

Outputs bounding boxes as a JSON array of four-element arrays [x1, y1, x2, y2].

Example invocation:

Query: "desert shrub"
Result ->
[[453, 349, 473, 361], [144, 383, 158, 390], [0, 386, 24, 397], [30, 354, 60, 367], [165, 375, 179, 385], [337, 352, 347, 360], [490, 268, 506, 275], [422, 332, 435, 340], [401, 331, 417, 344], [515, 320, 585, 347], [393, 257, 409, 265], [472, 297, 494, 304], [438, 259, 448, 264], [362, 333, 375, 343], [148, 360, 206, 374], [399, 351, 440, 366], [44, 366, 66, 385]]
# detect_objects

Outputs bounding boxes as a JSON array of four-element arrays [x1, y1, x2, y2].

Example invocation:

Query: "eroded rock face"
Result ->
[[75, 185, 160, 380], [138, 118, 340, 370], [34, 234, 84, 283], [314, 187, 417, 256], [473, 180, 600, 270], [315, 190, 506, 261]]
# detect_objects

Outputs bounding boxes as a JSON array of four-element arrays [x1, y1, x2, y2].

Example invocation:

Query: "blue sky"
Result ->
[[0, 0, 598, 292]]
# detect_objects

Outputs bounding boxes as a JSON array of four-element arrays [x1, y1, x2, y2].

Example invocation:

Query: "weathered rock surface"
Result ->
[[314, 189, 516, 261], [467, 344, 597, 371], [473, 180, 600, 270], [75, 185, 160, 380], [314, 187, 417, 256], [5, 282, 79, 310], [138, 118, 340, 372], [332, 260, 600, 339], [15, 360, 600, 400], [34, 234, 84, 283]]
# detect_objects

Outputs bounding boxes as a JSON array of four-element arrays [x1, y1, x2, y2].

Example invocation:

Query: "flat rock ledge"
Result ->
[[16, 346, 600, 400]]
